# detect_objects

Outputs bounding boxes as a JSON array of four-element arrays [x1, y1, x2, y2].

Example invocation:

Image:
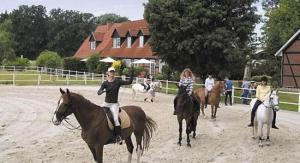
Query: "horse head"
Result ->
[[269, 90, 279, 111], [176, 84, 189, 95], [53, 88, 74, 125]]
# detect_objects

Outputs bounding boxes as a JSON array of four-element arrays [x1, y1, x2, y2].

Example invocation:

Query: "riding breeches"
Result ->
[[103, 102, 120, 126]]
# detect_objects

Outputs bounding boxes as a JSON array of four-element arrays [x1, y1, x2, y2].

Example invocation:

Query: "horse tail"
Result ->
[[142, 116, 157, 153]]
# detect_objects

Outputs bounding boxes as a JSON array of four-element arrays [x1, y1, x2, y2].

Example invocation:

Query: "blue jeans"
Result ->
[[241, 90, 250, 104]]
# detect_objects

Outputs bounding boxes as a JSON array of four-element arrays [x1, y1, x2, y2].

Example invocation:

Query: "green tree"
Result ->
[[86, 53, 100, 73], [36, 50, 62, 68], [10, 5, 49, 59], [262, 0, 300, 83], [94, 13, 129, 25], [0, 19, 15, 64], [47, 9, 96, 57], [144, 0, 259, 79]]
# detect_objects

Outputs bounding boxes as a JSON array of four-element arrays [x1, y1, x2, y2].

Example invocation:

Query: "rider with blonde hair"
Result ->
[[173, 68, 199, 115]]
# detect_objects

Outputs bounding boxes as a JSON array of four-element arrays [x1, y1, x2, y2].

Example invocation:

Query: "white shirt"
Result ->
[[205, 78, 214, 91]]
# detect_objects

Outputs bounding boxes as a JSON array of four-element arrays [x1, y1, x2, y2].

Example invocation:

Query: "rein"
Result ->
[[52, 96, 81, 130]]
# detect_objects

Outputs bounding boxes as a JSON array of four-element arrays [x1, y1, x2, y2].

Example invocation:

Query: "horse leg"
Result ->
[[134, 132, 143, 163], [87, 144, 97, 161], [125, 137, 134, 163], [214, 105, 217, 119], [192, 115, 197, 138], [266, 124, 271, 146], [186, 119, 191, 147], [258, 122, 263, 147], [201, 104, 206, 118], [95, 145, 104, 163], [178, 119, 183, 146], [211, 105, 214, 119]]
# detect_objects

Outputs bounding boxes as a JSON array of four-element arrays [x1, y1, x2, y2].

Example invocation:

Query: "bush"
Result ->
[[63, 57, 87, 72], [86, 53, 100, 73], [122, 66, 144, 77], [96, 62, 110, 74], [2, 57, 30, 68], [36, 50, 62, 68]]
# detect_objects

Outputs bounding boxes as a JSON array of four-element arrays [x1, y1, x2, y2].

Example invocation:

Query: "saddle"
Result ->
[[103, 107, 131, 130]]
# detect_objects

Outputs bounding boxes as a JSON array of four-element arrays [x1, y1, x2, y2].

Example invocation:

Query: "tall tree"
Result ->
[[9, 5, 49, 60], [0, 19, 15, 64], [94, 13, 129, 25], [0, 11, 9, 24], [47, 9, 95, 57], [144, 0, 259, 79]]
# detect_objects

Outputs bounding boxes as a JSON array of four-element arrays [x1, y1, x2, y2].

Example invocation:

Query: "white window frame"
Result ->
[[139, 35, 144, 48], [113, 38, 121, 48], [127, 37, 131, 48], [90, 41, 96, 50]]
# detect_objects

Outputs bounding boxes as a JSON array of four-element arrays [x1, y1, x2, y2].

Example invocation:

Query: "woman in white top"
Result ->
[[204, 74, 214, 108]]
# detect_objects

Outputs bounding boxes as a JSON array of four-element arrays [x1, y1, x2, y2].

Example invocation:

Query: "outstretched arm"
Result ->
[[97, 82, 106, 95]]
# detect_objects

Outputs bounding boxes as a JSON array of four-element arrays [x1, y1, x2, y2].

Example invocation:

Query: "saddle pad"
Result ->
[[105, 108, 131, 130]]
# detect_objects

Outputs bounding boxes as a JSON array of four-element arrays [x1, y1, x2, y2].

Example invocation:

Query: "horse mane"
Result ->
[[70, 92, 101, 110]]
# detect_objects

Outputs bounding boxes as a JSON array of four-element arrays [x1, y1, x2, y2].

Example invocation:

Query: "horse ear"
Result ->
[[66, 89, 71, 98], [60, 88, 65, 94]]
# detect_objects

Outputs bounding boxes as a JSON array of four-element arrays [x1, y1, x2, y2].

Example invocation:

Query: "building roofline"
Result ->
[[274, 29, 300, 56]]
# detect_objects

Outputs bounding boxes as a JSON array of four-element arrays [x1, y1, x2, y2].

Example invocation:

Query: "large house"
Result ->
[[275, 29, 300, 88], [74, 19, 162, 75]]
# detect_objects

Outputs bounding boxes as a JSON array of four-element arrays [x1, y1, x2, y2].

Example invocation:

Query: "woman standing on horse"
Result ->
[[97, 66, 133, 144], [173, 68, 200, 115], [248, 76, 279, 129]]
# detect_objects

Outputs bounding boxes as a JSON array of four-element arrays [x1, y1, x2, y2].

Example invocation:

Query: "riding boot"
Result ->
[[272, 110, 279, 129], [248, 100, 262, 127], [114, 126, 122, 144]]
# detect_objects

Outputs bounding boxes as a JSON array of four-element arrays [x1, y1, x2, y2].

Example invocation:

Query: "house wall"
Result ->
[[282, 38, 300, 88]]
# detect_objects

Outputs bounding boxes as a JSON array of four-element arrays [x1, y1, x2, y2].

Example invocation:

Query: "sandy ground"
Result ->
[[0, 86, 300, 163]]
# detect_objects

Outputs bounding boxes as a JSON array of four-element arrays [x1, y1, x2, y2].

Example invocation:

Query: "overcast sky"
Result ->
[[0, 0, 265, 36]]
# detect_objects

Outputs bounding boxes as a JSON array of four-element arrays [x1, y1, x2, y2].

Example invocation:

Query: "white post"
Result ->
[[102, 74, 104, 83], [38, 74, 41, 86], [84, 72, 87, 85], [298, 91, 300, 112], [166, 80, 169, 94], [232, 86, 235, 104], [92, 73, 94, 80], [13, 72, 15, 86], [76, 71, 78, 80], [66, 74, 69, 85]]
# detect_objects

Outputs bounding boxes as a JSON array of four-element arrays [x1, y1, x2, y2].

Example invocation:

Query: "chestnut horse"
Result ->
[[53, 88, 156, 163], [194, 81, 224, 120]]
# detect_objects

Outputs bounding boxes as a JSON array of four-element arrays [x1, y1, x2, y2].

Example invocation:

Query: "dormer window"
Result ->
[[90, 41, 96, 50], [113, 38, 121, 48], [127, 36, 131, 48], [139, 35, 144, 48]]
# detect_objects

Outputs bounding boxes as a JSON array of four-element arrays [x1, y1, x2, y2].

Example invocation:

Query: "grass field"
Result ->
[[0, 70, 299, 111]]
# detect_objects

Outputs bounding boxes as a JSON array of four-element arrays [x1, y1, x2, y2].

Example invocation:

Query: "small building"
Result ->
[[74, 19, 162, 75], [275, 29, 300, 88]]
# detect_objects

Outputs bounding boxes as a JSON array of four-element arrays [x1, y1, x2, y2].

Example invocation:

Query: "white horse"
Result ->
[[250, 90, 279, 147], [132, 81, 161, 102]]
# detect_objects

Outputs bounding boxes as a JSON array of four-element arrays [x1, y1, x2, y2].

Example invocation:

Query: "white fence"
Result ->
[[1, 66, 300, 112]]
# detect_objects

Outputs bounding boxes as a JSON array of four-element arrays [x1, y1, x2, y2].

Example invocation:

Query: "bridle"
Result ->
[[52, 96, 81, 130], [264, 91, 279, 109]]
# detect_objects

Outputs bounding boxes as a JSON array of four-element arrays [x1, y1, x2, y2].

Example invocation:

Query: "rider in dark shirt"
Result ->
[[97, 66, 133, 144]]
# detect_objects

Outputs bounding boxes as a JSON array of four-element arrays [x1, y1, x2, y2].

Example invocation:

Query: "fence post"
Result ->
[[76, 71, 78, 80], [66, 74, 69, 85], [38, 74, 41, 86], [232, 86, 235, 104], [84, 72, 87, 85], [102, 74, 104, 83], [92, 73, 94, 80], [166, 80, 169, 94], [13, 72, 15, 86], [298, 91, 300, 112]]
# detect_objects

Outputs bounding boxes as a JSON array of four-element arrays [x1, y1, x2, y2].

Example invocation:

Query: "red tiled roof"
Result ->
[[74, 19, 156, 59]]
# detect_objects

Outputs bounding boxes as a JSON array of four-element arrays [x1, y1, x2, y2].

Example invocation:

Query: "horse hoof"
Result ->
[[144, 98, 147, 101], [187, 143, 191, 147], [151, 99, 153, 102], [266, 140, 271, 146], [177, 142, 181, 146], [252, 136, 256, 139], [192, 134, 196, 139], [259, 143, 263, 147]]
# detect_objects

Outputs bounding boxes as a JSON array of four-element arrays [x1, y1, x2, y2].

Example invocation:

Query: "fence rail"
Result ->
[[1, 66, 300, 112]]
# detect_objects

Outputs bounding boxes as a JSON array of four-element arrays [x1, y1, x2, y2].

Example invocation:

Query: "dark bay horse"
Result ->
[[194, 81, 224, 120], [174, 85, 199, 147], [53, 88, 156, 163]]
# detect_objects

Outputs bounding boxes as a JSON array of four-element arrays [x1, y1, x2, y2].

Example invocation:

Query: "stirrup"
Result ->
[[115, 136, 122, 145]]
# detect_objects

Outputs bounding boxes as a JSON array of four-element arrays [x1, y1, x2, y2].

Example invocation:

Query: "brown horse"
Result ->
[[53, 88, 156, 163], [174, 85, 199, 147], [194, 81, 224, 120]]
